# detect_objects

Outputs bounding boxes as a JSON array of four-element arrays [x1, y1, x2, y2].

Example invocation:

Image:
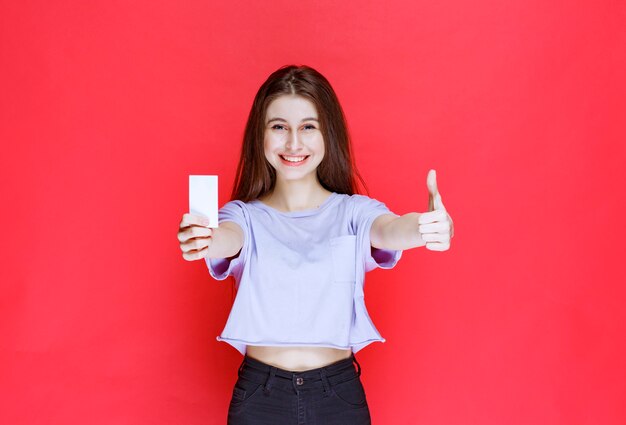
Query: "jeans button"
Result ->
[[296, 377, 304, 385]]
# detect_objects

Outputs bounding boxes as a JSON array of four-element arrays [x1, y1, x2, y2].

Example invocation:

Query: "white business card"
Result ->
[[189, 175, 218, 228]]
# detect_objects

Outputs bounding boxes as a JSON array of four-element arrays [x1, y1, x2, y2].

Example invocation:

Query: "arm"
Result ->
[[371, 169, 454, 252], [370, 213, 427, 251], [206, 221, 244, 259]]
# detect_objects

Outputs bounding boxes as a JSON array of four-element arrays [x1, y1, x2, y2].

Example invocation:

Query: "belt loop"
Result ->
[[292, 374, 299, 394], [264, 366, 276, 395], [352, 353, 362, 377], [238, 356, 246, 375], [320, 368, 330, 397]]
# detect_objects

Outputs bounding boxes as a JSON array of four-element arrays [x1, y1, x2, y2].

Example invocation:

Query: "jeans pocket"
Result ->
[[330, 235, 357, 283], [229, 377, 263, 409], [330, 375, 368, 408]]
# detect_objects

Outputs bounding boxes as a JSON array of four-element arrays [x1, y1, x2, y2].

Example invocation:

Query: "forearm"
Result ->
[[375, 212, 426, 251], [206, 225, 243, 259]]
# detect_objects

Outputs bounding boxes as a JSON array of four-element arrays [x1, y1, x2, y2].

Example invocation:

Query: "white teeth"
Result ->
[[281, 155, 307, 162]]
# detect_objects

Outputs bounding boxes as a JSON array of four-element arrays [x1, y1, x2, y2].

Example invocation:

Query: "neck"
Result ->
[[263, 177, 332, 212]]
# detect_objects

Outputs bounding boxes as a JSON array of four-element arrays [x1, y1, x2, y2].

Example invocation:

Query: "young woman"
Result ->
[[177, 65, 453, 424]]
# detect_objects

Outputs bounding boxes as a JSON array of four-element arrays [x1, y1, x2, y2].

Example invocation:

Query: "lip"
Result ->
[[279, 154, 310, 167]]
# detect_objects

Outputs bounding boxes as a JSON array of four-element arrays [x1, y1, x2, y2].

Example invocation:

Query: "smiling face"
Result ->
[[263, 94, 325, 185]]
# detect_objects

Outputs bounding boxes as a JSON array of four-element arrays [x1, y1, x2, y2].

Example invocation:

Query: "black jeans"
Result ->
[[227, 353, 372, 424]]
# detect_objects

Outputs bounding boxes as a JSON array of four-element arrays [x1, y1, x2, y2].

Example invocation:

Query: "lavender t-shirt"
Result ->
[[206, 192, 403, 355]]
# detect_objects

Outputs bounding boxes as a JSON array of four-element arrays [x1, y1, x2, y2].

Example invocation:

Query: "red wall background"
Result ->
[[1, 1, 625, 424]]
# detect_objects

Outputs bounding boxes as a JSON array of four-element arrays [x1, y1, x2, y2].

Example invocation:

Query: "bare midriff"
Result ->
[[246, 345, 353, 372]]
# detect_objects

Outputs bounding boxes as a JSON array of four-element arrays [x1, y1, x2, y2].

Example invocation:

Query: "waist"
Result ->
[[237, 352, 362, 393], [245, 345, 353, 371]]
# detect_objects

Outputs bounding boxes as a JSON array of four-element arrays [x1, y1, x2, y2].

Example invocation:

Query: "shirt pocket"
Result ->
[[330, 235, 357, 283]]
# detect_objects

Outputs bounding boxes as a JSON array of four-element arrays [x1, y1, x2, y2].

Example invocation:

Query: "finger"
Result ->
[[427, 169, 436, 212], [178, 225, 213, 243], [418, 222, 450, 234], [421, 233, 449, 243], [180, 235, 212, 253], [180, 213, 211, 228], [427, 169, 438, 198], [433, 191, 446, 211], [427, 169, 448, 212], [425, 241, 450, 251], [182, 246, 209, 261], [418, 210, 448, 225]]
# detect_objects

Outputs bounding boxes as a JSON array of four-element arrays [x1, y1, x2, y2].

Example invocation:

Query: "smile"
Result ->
[[279, 155, 310, 166]]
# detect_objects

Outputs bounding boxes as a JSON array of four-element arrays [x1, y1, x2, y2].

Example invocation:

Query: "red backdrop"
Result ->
[[1, 1, 624, 424]]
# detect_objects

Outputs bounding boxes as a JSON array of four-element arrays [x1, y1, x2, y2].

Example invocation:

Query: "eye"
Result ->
[[271, 124, 286, 130], [303, 124, 316, 130]]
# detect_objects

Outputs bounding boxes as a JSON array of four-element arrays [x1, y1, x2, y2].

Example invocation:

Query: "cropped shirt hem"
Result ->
[[216, 336, 386, 356]]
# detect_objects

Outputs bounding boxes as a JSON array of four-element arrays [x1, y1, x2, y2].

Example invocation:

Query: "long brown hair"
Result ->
[[230, 65, 368, 201]]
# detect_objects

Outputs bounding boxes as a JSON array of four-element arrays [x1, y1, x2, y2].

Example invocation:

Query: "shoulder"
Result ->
[[329, 194, 394, 227], [220, 199, 253, 213], [342, 193, 389, 211], [223, 199, 251, 207], [333, 193, 378, 205], [217, 199, 254, 226]]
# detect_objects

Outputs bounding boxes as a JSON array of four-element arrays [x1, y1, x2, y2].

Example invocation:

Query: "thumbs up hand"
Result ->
[[419, 169, 454, 251]]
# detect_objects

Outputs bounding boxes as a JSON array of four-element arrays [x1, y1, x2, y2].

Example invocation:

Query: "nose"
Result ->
[[285, 129, 303, 152]]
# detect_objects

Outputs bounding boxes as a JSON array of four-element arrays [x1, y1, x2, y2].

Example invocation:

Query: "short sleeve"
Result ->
[[351, 194, 403, 272], [205, 200, 250, 281]]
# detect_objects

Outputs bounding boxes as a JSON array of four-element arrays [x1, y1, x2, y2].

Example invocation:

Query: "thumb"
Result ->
[[427, 169, 446, 212]]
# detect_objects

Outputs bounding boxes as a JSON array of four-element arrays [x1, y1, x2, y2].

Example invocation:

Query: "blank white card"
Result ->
[[189, 175, 218, 228]]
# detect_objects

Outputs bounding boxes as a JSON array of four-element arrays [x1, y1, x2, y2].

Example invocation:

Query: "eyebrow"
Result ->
[[266, 117, 319, 124]]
